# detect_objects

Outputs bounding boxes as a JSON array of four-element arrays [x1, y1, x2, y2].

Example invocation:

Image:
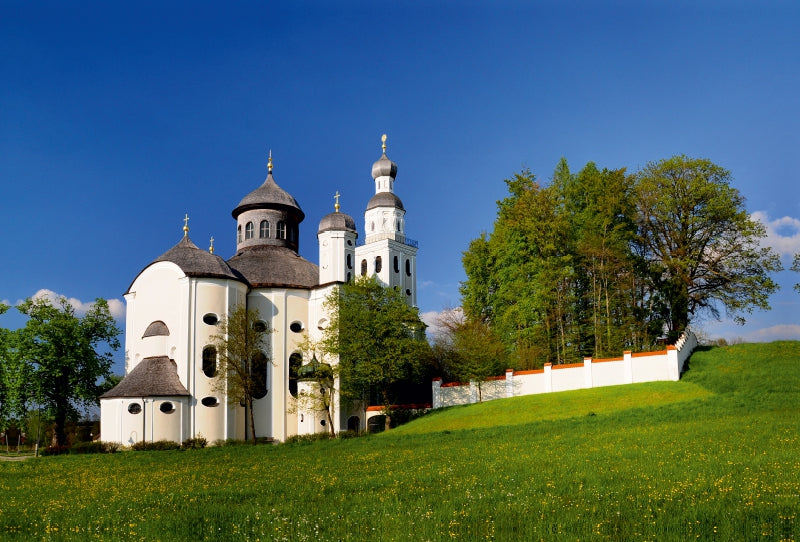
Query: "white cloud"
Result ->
[[420, 307, 464, 339], [25, 289, 126, 320], [745, 324, 800, 342], [751, 211, 800, 257]]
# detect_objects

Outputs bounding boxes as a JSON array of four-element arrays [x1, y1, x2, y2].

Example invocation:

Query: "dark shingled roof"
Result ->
[[100, 356, 190, 398], [142, 320, 170, 338], [232, 172, 305, 221], [318, 211, 357, 234], [126, 236, 244, 293], [366, 191, 405, 211], [227, 245, 319, 289]]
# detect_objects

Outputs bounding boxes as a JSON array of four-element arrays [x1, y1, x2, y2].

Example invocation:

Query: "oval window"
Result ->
[[406, 289, 412, 296], [201, 396, 219, 407], [290, 321, 304, 333], [318, 318, 328, 330], [202, 345, 217, 378], [405, 259, 411, 276], [346, 253, 352, 269], [375, 256, 382, 273], [128, 403, 142, 414], [203, 313, 218, 325], [160, 402, 175, 414], [253, 321, 268, 332], [394, 256, 399, 273]]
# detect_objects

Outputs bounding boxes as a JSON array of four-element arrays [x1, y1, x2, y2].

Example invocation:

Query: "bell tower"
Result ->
[[355, 135, 418, 306]]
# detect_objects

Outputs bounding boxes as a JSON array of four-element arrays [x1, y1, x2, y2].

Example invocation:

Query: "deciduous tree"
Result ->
[[210, 305, 272, 444], [322, 276, 429, 429], [16, 296, 121, 447], [634, 155, 782, 338]]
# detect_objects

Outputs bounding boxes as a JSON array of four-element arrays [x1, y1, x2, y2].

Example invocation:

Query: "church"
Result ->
[[100, 135, 418, 445]]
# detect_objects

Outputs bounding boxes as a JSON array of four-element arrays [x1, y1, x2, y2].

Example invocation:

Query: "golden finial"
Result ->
[[209, 236, 215, 254], [268, 149, 273, 174], [381, 134, 387, 154], [334, 191, 341, 212], [183, 214, 189, 237]]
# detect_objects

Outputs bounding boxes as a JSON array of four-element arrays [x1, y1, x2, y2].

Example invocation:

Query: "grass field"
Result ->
[[1, 342, 798, 540]]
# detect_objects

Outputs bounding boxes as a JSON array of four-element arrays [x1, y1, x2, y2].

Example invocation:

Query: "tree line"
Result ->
[[458, 155, 782, 370]]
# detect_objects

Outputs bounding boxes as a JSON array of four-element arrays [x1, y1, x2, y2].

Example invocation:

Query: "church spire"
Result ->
[[183, 213, 190, 238]]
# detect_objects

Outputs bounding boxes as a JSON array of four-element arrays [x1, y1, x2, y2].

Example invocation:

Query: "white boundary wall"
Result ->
[[432, 330, 697, 409]]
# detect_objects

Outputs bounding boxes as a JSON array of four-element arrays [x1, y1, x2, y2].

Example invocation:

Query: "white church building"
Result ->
[[100, 136, 418, 445]]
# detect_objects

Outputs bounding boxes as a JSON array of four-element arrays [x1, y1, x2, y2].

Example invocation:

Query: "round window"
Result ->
[[253, 321, 268, 332], [201, 396, 219, 407], [160, 402, 175, 413], [203, 313, 218, 325], [318, 318, 328, 330], [290, 321, 304, 333], [128, 403, 142, 414]]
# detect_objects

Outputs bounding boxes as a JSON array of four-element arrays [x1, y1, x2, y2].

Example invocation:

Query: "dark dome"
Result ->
[[232, 172, 305, 222], [127, 236, 243, 293], [366, 191, 405, 211], [371, 153, 397, 180], [227, 245, 319, 289], [318, 212, 357, 234], [100, 356, 190, 398]]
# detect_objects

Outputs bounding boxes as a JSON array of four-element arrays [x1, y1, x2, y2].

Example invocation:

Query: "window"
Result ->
[[375, 256, 382, 273], [202, 313, 218, 325], [346, 272, 351, 283], [253, 321, 268, 332], [245, 221, 254, 240], [128, 403, 142, 414], [202, 346, 217, 378], [160, 402, 175, 414], [237, 225, 242, 243], [346, 253, 352, 269], [277, 221, 286, 240], [288, 225, 296, 242], [260, 220, 270, 238], [406, 288, 412, 296], [289, 321, 304, 333], [361, 259, 367, 276], [201, 396, 219, 407], [405, 259, 411, 276], [393, 256, 399, 273], [289, 352, 302, 398], [252, 352, 268, 399]]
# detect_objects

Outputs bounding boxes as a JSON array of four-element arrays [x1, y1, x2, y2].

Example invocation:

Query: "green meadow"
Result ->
[[1, 342, 798, 540]]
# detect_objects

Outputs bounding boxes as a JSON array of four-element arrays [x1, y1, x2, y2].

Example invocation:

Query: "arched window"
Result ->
[[361, 259, 367, 276], [277, 221, 286, 240], [347, 253, 352, 269], [237, 225, 242, 243], [202, 346, 217, 378], [375, 256, 382, 273], [393, 256, 399, 273], [260, 220, 270, 238], [288, 225, 296, 242], [245, 222, 254, 240], [405, 259, 411, 276], [289, 352, 302, 397], [346, 272, 351, 283], [252, 352, 268, 399]]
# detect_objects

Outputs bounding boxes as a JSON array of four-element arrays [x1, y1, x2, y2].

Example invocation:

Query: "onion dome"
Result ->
[[231, 158, 305, 223], [318, 191, 357, 234], [366, 191, 404, 211], [371, 134, 398, 180]]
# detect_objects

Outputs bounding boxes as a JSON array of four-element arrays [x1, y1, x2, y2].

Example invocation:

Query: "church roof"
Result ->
[[227, 245, 319, 289], [372, 152, 398, 180], [366, 191, 405, 211], [231, 172, 305, 221], [100, 356, 190, 398], [318, 211, 357, 234], [127, 236, 243, 293]]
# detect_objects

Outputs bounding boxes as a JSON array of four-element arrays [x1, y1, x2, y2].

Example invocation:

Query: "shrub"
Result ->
[[40, 445, 70, 456], [131, 440, 181, 451], [285, 432, 332, 445], [181, 437, 207, 450], [70, 441, 119, 454]]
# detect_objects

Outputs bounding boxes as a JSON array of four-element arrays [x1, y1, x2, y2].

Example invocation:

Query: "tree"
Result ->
[[432, 309, 507, 402], [291, 335, 337, 437], [209, 304, 272, 444], [322, 276, 429, 430], [634, 155, 782, 338], [16, 296, 121, 447], [792, 253, 800, 294]]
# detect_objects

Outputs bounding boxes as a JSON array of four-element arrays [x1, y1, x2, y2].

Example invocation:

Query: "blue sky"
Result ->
[[2, 1, 799, 373]]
